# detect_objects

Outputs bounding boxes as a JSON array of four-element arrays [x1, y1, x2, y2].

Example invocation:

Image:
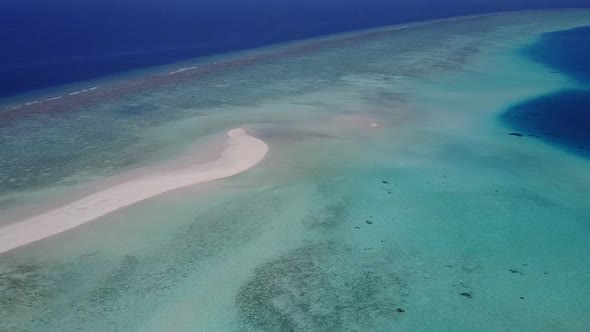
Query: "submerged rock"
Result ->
[[508, 132, 524, 137]]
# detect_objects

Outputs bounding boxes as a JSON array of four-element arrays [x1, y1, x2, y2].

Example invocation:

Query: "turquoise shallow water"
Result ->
[[1, 10, 590, 331]]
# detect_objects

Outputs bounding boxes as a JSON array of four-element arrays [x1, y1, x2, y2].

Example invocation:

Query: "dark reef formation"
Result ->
[[235, 242, 409, 331]]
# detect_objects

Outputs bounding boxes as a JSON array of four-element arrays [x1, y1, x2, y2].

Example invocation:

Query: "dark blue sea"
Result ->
[[503, 26, 590, 158], [1, 0, 589, 98]]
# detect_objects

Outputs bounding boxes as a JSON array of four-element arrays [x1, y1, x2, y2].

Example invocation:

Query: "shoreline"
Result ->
[[0, 128, 269, 254]]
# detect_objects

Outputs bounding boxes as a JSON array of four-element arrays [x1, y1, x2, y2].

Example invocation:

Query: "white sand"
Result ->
[[0, 128, 269, 254]]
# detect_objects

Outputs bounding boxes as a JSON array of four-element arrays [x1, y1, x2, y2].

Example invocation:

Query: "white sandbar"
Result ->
[[0, 128, 269, 254]]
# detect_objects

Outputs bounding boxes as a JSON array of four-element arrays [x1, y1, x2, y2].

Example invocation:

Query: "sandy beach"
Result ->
[[0, 128, 269, 254]]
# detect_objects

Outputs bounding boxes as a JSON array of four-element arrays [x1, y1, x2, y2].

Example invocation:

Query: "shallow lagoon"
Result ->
[[1, 10, 590, 331]]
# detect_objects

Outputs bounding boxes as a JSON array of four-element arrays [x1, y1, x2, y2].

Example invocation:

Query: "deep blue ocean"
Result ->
[[1, 0, 589, 98], [503, 26, 590, 158]]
